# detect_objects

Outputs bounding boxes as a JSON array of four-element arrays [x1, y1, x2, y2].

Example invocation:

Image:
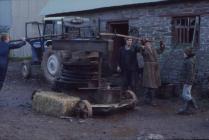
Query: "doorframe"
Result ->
[[107, 20, 129, 33]]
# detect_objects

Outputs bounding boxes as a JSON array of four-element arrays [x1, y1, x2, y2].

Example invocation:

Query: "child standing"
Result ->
[[178, 48, 198, 114]]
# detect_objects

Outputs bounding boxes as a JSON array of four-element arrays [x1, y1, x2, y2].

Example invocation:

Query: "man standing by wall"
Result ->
[[118, 38, 138, 92], [140, 40, 165, 106]]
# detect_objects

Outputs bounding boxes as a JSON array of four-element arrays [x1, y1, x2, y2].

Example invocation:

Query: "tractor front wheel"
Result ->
[[42, 50, 62, 85]]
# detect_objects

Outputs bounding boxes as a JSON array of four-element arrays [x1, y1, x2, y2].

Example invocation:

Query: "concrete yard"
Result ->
[[0, 61, 209, 140]]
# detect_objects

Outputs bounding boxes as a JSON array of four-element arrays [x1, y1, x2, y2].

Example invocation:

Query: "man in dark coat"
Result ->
[[140, 40, 165, 106], [118, 38, 138, 91], [178, 48, 198, 114], [0, 34, 26, 91]]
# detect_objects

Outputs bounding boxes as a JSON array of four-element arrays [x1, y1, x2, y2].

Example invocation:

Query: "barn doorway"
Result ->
[[108, 21, 129, 71]]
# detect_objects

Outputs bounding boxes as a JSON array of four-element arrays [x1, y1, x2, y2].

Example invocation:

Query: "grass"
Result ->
[[9, 57, 32, 61]]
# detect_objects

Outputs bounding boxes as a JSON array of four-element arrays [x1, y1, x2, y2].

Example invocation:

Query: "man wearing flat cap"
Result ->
[[140, 39, 165, 106]]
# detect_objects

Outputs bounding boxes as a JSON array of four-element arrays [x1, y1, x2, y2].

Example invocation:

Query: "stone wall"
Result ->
[[196, 14, 209, 91], [0, 0, 12, 28], [72, 1, 209, 88]]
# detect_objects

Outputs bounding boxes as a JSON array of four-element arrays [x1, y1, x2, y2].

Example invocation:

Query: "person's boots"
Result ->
[[145, 92, 157, 107], [177, 100, 192, 115], [144, 93, 152, 105], [151, 101, 157, 107], [191, 99, 198, 109]]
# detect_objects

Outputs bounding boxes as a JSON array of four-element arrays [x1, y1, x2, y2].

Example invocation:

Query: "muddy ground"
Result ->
[[0, 61, 209, 140]]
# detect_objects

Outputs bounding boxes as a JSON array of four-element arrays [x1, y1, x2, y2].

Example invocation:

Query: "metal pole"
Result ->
[[192, 16, 198, 48]]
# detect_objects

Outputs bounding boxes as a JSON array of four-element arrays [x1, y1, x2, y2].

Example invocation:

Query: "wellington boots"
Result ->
[[144, 95, 152, 105], [177, 101, 192, 115], [144, 93, 157, 107], [191, 99, 198, 109]]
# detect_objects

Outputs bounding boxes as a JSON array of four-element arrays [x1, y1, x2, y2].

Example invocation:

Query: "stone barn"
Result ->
[[41, 0, 209, 91]]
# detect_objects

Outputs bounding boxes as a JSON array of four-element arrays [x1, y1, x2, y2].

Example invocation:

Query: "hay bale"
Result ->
[[32, 91, 80, 117]]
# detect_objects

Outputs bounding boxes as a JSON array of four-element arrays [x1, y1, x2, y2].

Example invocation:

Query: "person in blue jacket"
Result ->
[[0, 34, 26, 91], [118, 38, 138, 92]]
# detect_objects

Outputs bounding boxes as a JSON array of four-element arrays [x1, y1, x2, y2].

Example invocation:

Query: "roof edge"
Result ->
[[45, 0, 168, 17], [45, 0, 202, 17]]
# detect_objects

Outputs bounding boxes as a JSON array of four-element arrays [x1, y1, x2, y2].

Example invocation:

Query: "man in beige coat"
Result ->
[[140, 40, 165, 106]]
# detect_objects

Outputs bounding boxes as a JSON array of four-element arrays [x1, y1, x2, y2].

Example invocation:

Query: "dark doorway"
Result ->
[[108, 21, 129, 71]]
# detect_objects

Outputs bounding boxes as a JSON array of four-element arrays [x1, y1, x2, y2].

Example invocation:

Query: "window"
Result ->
[[172, 16, 200, 46]]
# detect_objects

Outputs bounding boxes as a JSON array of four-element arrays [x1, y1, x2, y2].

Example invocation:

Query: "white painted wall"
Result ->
[[0, 0, 12, 27], [10, 0, 48, 57]]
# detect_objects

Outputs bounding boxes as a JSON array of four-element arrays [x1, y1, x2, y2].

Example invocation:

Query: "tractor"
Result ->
[[22, 16, 138, 114]]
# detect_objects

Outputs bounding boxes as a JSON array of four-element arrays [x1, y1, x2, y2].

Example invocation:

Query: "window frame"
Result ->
[[172, 16, 200, 48]]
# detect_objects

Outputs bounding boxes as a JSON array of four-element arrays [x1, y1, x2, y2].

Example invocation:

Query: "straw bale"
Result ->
[[32, 91, 80, 117]]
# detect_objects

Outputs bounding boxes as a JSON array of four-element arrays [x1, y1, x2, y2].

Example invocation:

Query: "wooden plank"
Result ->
[[187, 28, 189, 43], [92, 101, 132, 109], [92, 104, 118, 108], [179, 28, 182, 44]]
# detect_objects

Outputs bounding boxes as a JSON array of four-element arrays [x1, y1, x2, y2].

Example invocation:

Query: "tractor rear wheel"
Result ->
[[21, 60, 31, 79]]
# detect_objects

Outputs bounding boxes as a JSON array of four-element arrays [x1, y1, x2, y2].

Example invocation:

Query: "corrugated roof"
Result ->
[[41, 0, 167, 16]]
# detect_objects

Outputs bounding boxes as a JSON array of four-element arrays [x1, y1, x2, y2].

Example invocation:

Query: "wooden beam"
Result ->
[[160, 12, 209, 17], [100, 32, 160, 42]]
